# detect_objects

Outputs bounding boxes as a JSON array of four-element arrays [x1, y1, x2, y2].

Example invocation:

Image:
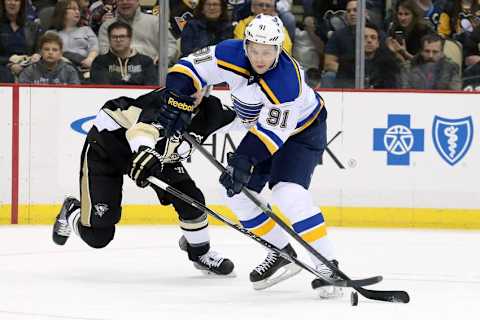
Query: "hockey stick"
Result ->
[[182, 132, 410, 303], [147, 176, 380, 288]]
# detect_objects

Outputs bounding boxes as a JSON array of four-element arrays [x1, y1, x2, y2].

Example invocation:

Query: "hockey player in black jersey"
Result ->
[[52, 88, 236, 276]]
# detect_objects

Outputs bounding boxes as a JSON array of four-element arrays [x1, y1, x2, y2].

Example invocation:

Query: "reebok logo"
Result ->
[[168, 97, 194, 112]]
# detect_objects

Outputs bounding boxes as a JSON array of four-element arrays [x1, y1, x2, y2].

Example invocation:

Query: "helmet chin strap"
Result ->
[[267, 45, 282, 71]]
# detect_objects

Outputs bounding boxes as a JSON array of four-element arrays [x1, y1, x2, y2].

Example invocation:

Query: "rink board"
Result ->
[[0, 86, 12, 223], [2, 85, 480, 228]]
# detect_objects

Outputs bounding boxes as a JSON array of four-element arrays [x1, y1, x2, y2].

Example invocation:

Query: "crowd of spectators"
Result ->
[[1, 0, 479, 90]]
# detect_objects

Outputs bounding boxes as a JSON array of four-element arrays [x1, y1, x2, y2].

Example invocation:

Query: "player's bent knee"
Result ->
[[78, 224, 115, 249], [85, 205, 121, 229]]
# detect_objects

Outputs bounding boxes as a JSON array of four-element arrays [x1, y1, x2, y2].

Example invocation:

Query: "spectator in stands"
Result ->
[[463, 22, 480, 68], [180, 0, 233, 57], [77, 0, 91, 27], [437, 0, 480, 39], [229, 0, 249, 21], [299, 0, 348, 71], [230, 0, 296, 41], [416, 0, 445, 30], [386, 0, 434, 64], [335, 22, 401, 88], [25, 0, 38, 22], [303, 0, 349, 44], [0, 0, 43, 79], [233, 0, 293, 54], [51, 0, 98, 72], [322, 0, 357, 87], [162, 0, 196, 39], [400, 33, 461, 89], [89, 0, 117, 34], [32, 0, 56, 13], [274, 0, 297, 41], [0, 64, 14, 82], [19, 31, 80, 84], [90, 21, 157, 85], [462, 60, 480, 90], [366, 0, 386, 28], [98, 0, 178, 66]]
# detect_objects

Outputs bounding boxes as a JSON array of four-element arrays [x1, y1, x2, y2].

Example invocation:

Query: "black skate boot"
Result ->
[[52, 197, 80, 245], [249, 243, 302, 290], [179, 236, 235, 276], [311, 260, 344, 298]]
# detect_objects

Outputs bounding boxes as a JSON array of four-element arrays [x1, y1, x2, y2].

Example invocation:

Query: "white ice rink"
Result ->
[[1, 225, 479, 320]]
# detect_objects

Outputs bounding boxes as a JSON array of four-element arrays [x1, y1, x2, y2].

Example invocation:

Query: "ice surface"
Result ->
[[0, 226, 479, 320]]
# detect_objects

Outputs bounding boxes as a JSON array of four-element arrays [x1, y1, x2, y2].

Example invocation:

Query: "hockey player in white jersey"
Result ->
[[166, 14, 342, 298]]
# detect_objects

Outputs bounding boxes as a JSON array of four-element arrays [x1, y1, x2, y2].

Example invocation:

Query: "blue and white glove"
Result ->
[[219, 152, 253, 197]]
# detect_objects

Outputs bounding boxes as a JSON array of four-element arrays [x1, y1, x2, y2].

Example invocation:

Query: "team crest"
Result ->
[[94, 203, 109, 218], [432, 116, 473, 166]]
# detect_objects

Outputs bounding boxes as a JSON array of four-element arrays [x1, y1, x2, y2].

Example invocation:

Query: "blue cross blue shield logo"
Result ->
[[373, 114, 424, 165], [432, 116, 473, 166]]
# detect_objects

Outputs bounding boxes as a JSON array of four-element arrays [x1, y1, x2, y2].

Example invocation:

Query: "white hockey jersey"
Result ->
[[168, 39, 325, 159]]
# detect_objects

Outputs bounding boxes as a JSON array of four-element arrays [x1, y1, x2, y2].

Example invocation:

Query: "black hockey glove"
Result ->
[[157, 90, 195, 137], [219, 152, 253, 197], [129, 146, 163, 188]]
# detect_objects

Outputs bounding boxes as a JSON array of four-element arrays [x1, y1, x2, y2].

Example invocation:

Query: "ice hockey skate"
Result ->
[[179, 236, 235, 276], [311, 260, 344, 299], [249, 244, 302, 290], [52, 197, 80, 245]]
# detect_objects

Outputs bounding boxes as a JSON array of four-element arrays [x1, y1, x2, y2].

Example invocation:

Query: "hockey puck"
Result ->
[[350, 291, 359, 306]]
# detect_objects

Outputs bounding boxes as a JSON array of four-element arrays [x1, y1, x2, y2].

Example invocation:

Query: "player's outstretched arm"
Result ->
[[138, 88, 197, 138]]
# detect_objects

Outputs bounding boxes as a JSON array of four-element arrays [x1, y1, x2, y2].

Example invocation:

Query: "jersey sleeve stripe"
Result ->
[[258, 79, 281, 105], [168, 64, 203, 92], [249, 125, 283, 154], [177, 60, 207, 87], [217, 59, 251, 78], [292, 95, 325, 135]]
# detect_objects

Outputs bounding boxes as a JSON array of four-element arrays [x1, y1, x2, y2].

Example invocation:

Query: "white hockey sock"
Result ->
[[179, 213, 210, 247], [272, 182, 336, 265]]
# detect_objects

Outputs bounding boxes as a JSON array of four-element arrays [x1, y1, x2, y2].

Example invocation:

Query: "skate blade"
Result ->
[[252, 264, 302, 290], [314, 286, 344, 299], [193, 264, 237, 278]]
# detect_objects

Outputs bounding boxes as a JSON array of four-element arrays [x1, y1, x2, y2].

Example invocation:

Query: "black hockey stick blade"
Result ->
[[342, 276, 383, 287], [356, 287, 410, 303]]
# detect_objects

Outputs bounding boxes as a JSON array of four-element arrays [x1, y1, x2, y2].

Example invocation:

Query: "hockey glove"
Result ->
[[219, 152, 253, 197], [129, 146, 163, 188], [157, 90, 195, 137]]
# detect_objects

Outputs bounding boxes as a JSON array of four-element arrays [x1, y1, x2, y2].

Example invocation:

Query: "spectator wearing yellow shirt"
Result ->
[[233, 0, 292, 55]]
